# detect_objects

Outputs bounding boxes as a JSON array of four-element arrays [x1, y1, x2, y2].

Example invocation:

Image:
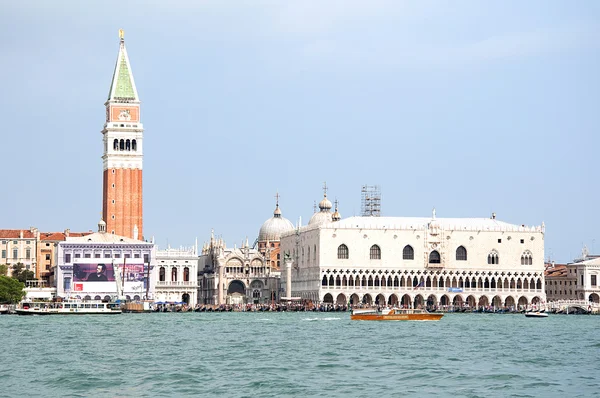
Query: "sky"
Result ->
[[0, 1, 598, 262]]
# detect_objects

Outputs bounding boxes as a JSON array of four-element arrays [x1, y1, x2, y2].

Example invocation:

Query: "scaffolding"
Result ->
[[361, 185, 381, 217]]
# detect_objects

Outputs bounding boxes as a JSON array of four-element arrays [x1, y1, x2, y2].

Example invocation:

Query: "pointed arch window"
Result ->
[[487, 251, 499, 265], [429, 250, 441, 264], [337, 244, 349, 259], [521, 251, 532, 265], [370, 245, 381, 260], [403, 245, 414, 260], [456, 246, 467, 261]]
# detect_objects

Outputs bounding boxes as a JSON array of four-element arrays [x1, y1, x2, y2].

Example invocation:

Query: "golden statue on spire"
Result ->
[[119, 29, 124, 39]]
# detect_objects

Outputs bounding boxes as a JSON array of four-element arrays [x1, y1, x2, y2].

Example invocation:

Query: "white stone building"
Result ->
[[56, 221, 156, 300], [155, 244, 199, 305], [280, 211, 546, 310], [567, 256, 600, 303]]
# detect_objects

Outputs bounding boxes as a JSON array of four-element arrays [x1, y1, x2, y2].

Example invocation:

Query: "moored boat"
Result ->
[[350, 307, 443, 321], [524, 311, 548, 318], [15, 299, 122, 315]]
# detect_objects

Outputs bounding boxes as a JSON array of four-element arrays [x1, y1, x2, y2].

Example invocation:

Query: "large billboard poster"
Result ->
[[73, 263, 145, 282]]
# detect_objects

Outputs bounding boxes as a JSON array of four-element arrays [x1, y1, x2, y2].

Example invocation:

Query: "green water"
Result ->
[[1, 313, 598, 397]]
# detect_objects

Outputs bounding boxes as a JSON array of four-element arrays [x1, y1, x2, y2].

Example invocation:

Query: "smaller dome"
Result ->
[[332, 200, 341, 221], [319, 195, 332, 210]]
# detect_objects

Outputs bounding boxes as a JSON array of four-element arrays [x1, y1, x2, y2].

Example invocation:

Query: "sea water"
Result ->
[[1, 313, 598, 397]]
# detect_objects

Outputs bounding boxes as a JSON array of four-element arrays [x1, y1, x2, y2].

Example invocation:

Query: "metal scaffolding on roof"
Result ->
[[361, 185, 381, 217]]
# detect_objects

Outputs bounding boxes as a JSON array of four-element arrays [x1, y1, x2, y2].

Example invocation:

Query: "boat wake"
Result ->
[[302, 317, 341, 321]]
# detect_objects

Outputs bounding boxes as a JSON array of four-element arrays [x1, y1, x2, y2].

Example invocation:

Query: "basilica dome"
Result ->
[[309, 193, 333, 226], [258, 204, 294, 241]]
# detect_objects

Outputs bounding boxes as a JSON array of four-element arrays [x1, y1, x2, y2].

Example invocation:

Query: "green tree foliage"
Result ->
[[11, 263, 35, 283], [0, 276, 26, 303], [0, 264, 7, 276]]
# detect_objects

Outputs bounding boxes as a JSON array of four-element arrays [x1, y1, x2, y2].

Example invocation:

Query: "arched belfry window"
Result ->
[[171, 267, 177, 282], [132, 139, 137, 151], [159, 267, 165, 282], [487, 251, 499, 265], [403, 245, 414, 260], [126, 139, 131, 151], [429, 250, 441, 264], [337, 244, 349, 259], [370, 245, 381, 260], [456, 246, 467, 261], [113, 139, 119, 150], [119, 139, 125, 151]]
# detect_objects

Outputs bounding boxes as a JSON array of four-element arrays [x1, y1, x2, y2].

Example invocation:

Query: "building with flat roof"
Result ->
[[281, 210, 546, 310]]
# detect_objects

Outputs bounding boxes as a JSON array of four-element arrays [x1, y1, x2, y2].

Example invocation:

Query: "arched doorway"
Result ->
[[323, 293, 334, 303], [336, 293, 347, 306], [518, 296, 528, 309], [228, 280, 246, 295], [414, 294, 424, 309], [228, 280, 246, 304], [453, 295, 464, 308], [388, 294, 399, 306], [401, 294, 411, 308], [182, 293, 190, 305], [362, 294, 373, 306], [531, 296, 542, 305], [505, 296, 516, 310], [426, 294, 437, 309], [589, 293, 600, 303], [492, 295, 502, 308], [466, 295, 476, 309], [350, 293, 360, 306], [478, 296, 489, 308], [440, 295, 450, 306], [375, 294, 385, 306]]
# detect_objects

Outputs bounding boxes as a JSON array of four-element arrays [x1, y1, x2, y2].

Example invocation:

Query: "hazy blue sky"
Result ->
[[1, 1, 598, 262]]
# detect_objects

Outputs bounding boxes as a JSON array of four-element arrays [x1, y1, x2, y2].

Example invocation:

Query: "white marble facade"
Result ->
[[155, 245, 199, 305], [280, 212, 546, 309]]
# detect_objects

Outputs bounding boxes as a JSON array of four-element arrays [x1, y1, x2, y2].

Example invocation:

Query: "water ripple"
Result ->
[[1, 313, 600, 397]]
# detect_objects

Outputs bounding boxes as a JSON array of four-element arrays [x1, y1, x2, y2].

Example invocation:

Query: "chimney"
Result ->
[[19, 230, 23, 239], [64, 229, 70, 238]]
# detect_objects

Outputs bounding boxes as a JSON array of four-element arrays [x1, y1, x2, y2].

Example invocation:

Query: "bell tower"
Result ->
[[101, 29, 143, 240]]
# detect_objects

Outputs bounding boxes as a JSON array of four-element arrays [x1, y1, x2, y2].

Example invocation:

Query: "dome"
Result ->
[[332, 201, 341, 221], [319, 195, 332, 210], [309, 211, 332, 226], [258, 204, 294, 241]]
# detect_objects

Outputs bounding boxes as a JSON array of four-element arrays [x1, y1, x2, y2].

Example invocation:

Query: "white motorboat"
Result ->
[[525, 311, 548, 318]]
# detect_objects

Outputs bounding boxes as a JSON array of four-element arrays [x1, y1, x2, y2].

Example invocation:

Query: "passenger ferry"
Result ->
[[15, 299, 122, 315], [350, 307, 443, 321]]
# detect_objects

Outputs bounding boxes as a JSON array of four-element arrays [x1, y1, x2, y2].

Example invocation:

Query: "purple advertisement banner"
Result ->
[[73, 263, 145, 282]]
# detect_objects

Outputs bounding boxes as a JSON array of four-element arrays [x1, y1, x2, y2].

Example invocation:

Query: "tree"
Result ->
[[0, 264, 7, 276], [11, 263, 35, 283], [0, 276, 26, 303]]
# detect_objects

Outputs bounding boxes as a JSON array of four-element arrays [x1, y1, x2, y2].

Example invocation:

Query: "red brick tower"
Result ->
[[101, 30, 143, 240]]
